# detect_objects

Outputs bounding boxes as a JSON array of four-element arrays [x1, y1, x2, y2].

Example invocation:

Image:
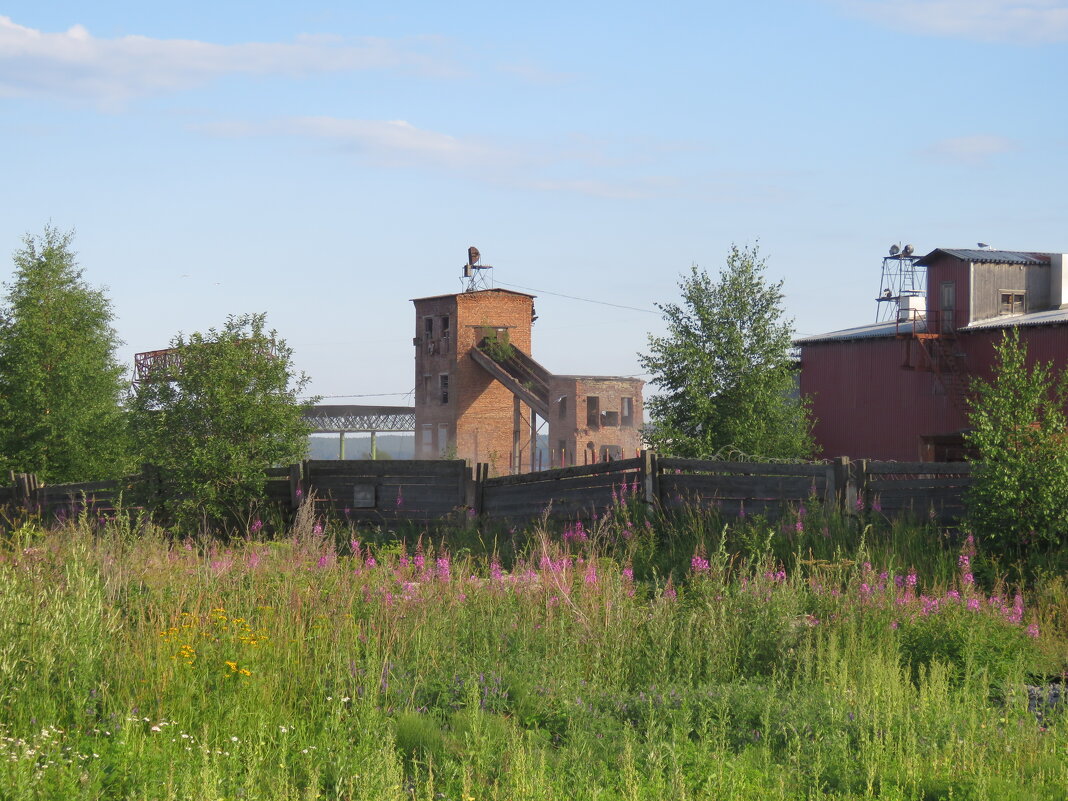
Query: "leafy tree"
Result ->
[[130, 313, 313, 531], [639, 244, 814, 459], [965, 329, 1068, 556], [0, 226, 132, 482]]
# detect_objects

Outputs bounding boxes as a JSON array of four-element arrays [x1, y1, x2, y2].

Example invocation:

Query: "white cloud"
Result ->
[[0, 16, 456, 105], [923, 134, 1017, 162], [833, 0, 1068, 43], [198, 114, 677, 198], [198, 116, 513, 170]]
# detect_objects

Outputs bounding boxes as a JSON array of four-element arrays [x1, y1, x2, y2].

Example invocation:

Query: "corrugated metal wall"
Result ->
[[800, 324, 1068, 459]]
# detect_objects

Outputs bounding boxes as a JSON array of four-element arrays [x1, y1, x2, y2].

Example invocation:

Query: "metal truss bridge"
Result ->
[[303, 405, 415, 433]]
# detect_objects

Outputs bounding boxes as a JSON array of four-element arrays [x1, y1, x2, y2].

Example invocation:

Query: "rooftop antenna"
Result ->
[[876, 242, 925, 323], [462, 245, 493, 292]]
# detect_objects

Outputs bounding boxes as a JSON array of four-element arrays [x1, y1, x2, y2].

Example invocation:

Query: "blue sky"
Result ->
[[2, 1, 1066, 403]]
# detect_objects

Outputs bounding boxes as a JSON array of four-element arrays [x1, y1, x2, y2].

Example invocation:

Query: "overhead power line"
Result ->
[[494, 280, 659, 314], [301, 391, 414, 401]]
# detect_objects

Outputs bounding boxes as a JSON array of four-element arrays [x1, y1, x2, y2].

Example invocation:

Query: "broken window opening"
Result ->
[[586, 396, 600, 429]]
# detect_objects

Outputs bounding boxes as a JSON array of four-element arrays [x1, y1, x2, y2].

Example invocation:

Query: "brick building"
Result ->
[[413, 287, 643, 473]]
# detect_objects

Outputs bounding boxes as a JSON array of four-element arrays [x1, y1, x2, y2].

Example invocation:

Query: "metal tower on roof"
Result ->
[[461, 246, 493, 292], [876, 243, 926, 323]]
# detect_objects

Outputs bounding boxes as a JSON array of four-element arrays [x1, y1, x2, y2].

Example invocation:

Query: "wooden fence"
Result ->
[[2, 455, 974, 527]]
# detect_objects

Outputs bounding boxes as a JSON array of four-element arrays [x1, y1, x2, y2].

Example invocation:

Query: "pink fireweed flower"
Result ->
[[312, 522, 323, 535], [958, 554, 970, 567], [946, 590, 961, 601], [860, 582, 871, 596], [436, 557, 451, 581], [563, 522, 588, 543], [366, 556, 377, 568], [250, 519, 263, 534], [622, 565, 634, 582], [894, 575, 905, 589], [962, 572, 974, 585], [247, 552, 261, 569], [1027, 624, 1040, 638], [584, 563, 598, 585], [490, 561, 503, 581], [967, 598, 981, 612], [662, 582, 677, 600], [855, 495, 865, 512], [906, 572, 917, 587], [317, 553, 335, 569], [794, 518, 804, 533], [691, 555, 710, 573], [890, 620, 899, 629], [395, 488, 404, 508]]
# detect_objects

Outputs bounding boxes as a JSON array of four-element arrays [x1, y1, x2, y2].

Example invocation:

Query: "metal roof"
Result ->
[[795, 318, 925, 345], [916, 248, 1053, 266], [964, 307, 1068, 331]]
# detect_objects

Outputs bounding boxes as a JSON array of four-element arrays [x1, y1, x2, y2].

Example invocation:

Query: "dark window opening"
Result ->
[[1000, 292, 1025, 315], [601, 410, 619, 427], [424, 317, 436, 354], [441, 315, 450, 352], [586, 396, 600, 428], [558, 396, 567, 420], [440, 374, 449, 404], [621, 397, 634, 427]]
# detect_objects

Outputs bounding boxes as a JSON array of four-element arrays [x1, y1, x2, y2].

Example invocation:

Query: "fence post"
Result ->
[[474, 463, 487, 517], [301, 460, 312, 505], [288, 463, 302, 510], [833, 457, 851, 512], [640, 450, 660, 507]]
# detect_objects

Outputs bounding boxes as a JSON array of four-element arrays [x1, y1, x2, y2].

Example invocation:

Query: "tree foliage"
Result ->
[[965, 329, 1068, 556], [639, 244, 814, 459], [0, 226, 131, 482], [130, 313, 312, 531]]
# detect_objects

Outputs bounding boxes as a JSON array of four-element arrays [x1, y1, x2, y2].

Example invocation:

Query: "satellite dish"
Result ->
[[902, 244, 914, 257], [468, 246, 481, 266], [889, 244, 900, 256]]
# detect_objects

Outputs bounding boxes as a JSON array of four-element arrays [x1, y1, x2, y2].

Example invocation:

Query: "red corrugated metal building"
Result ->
[[797, 248, 1068, 460]]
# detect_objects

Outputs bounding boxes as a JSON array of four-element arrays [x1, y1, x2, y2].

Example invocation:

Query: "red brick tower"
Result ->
[[412, 288, 537, 473]]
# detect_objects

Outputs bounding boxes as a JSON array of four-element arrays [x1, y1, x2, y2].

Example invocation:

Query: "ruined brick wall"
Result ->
[[547, 376, 644, 466]]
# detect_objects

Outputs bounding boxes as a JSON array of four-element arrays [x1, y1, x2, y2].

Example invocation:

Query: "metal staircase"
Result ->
[[897, 310, 970, 412]]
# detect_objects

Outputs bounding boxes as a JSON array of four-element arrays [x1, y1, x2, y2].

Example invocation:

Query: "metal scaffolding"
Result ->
[[303, 405, 415, 433]]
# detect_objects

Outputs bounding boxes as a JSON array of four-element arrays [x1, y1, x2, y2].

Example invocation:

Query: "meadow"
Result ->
[[0, 495, 1065, 800]]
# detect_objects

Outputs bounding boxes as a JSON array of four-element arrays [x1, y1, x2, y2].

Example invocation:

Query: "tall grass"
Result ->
[[0, 500, 1064, 800]]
